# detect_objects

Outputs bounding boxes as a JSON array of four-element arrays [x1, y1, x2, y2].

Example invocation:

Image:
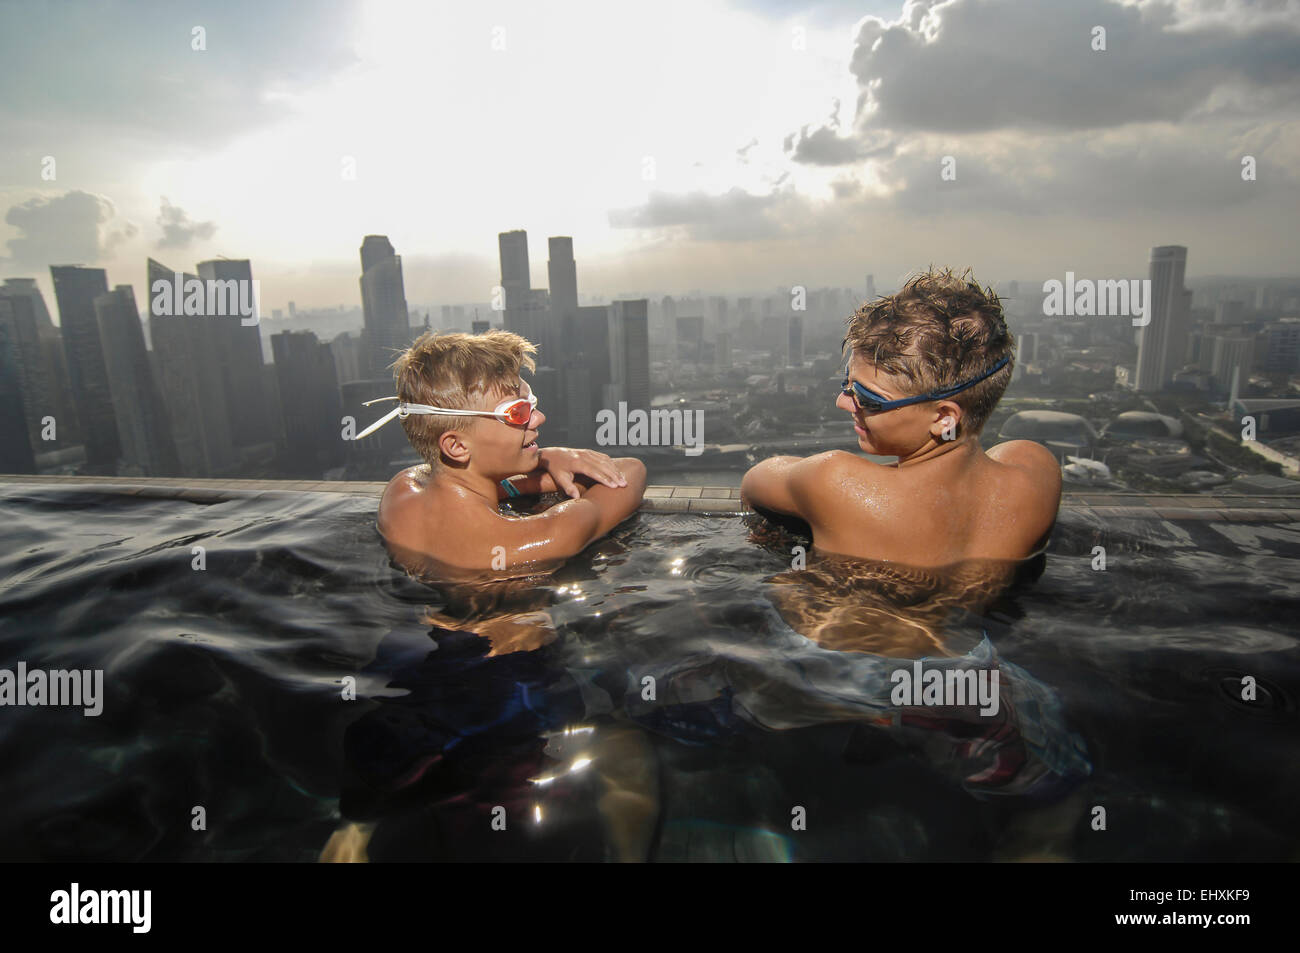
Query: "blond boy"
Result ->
[[360, 331, 646, 575]]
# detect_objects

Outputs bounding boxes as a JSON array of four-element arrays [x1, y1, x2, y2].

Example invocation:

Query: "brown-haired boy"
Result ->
[[741, 268, 1060, 565], [360, 330, 646, 576]]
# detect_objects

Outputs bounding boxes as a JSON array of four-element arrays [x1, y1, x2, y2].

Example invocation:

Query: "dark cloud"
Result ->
[[834, 0, 1300, 140], [3, 190, 136, 268], [156, 197, 216, 250]]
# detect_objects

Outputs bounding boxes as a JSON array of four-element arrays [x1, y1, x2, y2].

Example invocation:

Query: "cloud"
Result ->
[[835, 0, 1300, 139], [608, 187, 814, 241], [3, 190, 136, 268], [0, 0, 361, 158], [156, 197, 217, 249]]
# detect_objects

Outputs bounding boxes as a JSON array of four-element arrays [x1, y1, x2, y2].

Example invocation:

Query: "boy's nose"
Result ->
[[532, 408, 546, 428], [835, 391, 855, 414]]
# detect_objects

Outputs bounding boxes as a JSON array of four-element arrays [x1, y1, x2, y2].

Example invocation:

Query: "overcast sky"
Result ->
[[2, 0, 1298, 315]]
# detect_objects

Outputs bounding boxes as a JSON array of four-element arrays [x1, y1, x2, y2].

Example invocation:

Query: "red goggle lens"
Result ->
[[501, 400, 534, 426]]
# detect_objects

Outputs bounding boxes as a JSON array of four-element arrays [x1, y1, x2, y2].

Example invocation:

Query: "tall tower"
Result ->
[[1135, 245, 1188, 393], [147, 258, 236, 477], [197, 257, 270, 446], [499, 230, 530, 311], [272, 330, 344, 476], [788, 315, 804, 366], [94, 284, 180, 475], [50, 265, 121, 470], [498, 230, 534, 347], [358, 236, 411, 379], [607, 299, 650, 411], [547, 236, 578, 359], [0, 299, 37, 472]]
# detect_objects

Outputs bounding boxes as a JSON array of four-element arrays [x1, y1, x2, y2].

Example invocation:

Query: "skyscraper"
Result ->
[[94, 284, 180, 476], [0, 301, 36, 473], [359, 236, 411, 379], [0, 292, 51, 457], [547, 236, 578, 360], [499, 230, 530, 312], [1135, 245, 1189, 392], [607, 299, 650, 411], [272, 330, 344, 476], [147, 258, 236, 477], [197, 258, 271, 447], [676, 316, 704, 362], [788, 315, 804, 366], [50, 265, 121, 470]]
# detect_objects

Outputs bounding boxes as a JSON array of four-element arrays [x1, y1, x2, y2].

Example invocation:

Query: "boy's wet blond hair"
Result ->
[[843, 267, 1015, 434], [391, 330, 537, 465]]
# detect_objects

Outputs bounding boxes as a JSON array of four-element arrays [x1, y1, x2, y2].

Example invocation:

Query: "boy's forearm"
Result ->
[[579, 470, 646, 536]]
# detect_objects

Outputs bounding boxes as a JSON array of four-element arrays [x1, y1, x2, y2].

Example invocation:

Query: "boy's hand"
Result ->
[[537, 448, 629, 499]]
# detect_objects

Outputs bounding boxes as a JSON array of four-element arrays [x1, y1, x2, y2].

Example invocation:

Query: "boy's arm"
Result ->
[[499, 448, 630, 499], [499, 457, 647, 563], [740, 453, 835, 520]]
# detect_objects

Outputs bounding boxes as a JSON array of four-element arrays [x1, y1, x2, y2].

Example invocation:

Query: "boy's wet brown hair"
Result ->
[[843, 267, 1015, 434], [390, 330, 537, 466]]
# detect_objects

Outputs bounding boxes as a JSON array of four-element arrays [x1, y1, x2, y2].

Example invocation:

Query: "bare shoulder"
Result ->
[[377, 466, 430, 541], [986, 440, 1063, 517], [987, 440, 1060, 478], [789, 450, 891, 514]]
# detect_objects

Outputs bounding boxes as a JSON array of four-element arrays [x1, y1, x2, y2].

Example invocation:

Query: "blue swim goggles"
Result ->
[[841, 355, 1010, 413]]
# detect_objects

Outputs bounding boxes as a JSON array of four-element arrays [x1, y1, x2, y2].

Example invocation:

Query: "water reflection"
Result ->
[[767, 550, 1044, 658]]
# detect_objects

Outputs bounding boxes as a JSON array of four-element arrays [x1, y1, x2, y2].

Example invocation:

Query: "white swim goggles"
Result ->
[[353, 390, 539, 440]]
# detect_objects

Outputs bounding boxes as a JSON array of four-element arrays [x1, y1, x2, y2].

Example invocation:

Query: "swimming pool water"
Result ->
[[0, 485, 1296, 861]]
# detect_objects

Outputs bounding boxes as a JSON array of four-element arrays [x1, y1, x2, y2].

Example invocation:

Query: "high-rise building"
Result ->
[[329, 331, 363, 384], [676, 316, 704, 362], [0, 278, 78, 448], [1261, 319, 1300, 375], [1215, 300, 1245, 325], [1, 278, 58, 340], [607, 299, 650, 411], [197, 258, 271, 447], [343, 378, 412, 476], [50, 265, 121, 470], [1135, 246, 1189, 392], [94, 285, 180, 476], [788, 315, 805, 366], [0, 292, 51, 457], [359, 236, 411, 380], [716, 331, 733, 369], [499, 230, 530, 310], [272, 330, 344, 476], [545, 236, 579, 371], [1208, 334, 1254, 397], [147, 258, 236, 477], [0, 301, 36, 473], [866, 274, 876, 301]]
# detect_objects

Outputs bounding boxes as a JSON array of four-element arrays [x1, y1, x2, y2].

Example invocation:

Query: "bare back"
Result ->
[[791, 441, 1061, 566]]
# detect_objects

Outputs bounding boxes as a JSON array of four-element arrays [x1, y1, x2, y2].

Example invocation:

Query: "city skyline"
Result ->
[[2, 0, 1298, 315]]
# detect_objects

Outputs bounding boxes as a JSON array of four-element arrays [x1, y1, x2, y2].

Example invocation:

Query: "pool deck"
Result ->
[[2, 473, 1300, 522]]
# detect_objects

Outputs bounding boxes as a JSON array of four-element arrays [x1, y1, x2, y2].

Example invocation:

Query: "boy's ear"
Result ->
[[438, 428, 472, 465], [931, 400, 964, 440]]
